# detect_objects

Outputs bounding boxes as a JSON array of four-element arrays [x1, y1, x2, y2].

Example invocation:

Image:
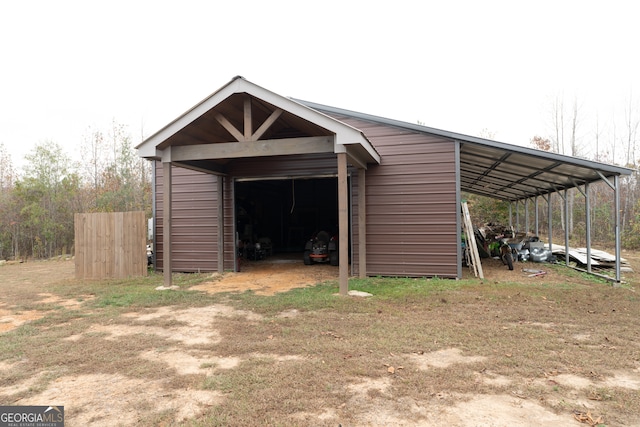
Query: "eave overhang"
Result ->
[[136, 76, 380, 171]]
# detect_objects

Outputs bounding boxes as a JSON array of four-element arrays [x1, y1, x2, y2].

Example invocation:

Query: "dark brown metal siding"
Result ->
[[154, 118, 458, 278], [154, 155, 358, 273], [350, 168, 360, 276], [326, 114, 459, 278], [155, 162, 220, 272]]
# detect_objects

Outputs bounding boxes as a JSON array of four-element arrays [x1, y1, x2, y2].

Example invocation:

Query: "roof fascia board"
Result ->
[[136, 77, 244, 153]]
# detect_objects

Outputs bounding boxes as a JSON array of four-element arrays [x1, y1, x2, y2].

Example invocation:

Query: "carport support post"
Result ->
[[338, 153, 349, 295], [575, 184, 591, 273], [547, 193, 553, 251], [534, 196, 539, 235], [585, 183, 591, 273], [525, 198, 530, 232], [615, 175, 621, 283], [163, 161, 173, 287]]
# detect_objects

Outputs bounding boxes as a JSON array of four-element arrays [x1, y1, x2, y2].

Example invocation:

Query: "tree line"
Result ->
[[0, 122, 151, 260], [1, 95, 638, 261]]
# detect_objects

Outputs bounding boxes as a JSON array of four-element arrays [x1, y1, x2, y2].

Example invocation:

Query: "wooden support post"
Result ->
[[337, 153, 349, 295], [217, 175, 224, 273], [358, 169, 366, 278], [163, 161, 172, 287]]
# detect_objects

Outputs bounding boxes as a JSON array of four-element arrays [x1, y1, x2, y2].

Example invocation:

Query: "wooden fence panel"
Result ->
[[75, 212, 147, 279]]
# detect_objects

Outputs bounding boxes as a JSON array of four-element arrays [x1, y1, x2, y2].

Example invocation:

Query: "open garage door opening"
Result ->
[[234, 177, 349, 265]]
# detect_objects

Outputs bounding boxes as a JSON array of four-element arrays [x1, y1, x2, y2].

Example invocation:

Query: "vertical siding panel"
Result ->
[[106, 213, 115, 278], [114, 212, 123, 278]]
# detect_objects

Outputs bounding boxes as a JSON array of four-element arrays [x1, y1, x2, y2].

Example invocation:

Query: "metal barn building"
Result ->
[[136, 76, 632, 292]]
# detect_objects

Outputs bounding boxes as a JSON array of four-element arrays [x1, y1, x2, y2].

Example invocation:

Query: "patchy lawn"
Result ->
[[0, 255, 639, 426]]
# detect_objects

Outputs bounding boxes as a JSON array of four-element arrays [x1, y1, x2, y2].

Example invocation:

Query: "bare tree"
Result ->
[[0, 143, 16, 259], [551, 95, 565, 154], [623, 90, 639, 168], [549, 94, 582, 236], [620, 90, 640, 232], [80, 127, 109, 207]]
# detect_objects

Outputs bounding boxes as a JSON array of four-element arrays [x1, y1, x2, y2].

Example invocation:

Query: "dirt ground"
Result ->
[[191, 257, 340, 295], [1, 254, 639, 426]]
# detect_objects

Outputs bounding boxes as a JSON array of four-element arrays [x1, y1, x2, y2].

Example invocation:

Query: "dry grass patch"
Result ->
[[1, 258, 640, 426]]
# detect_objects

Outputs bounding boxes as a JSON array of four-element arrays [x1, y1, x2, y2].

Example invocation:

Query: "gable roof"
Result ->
[[136, 76, 380, 169], [295, 99, 633, 201]]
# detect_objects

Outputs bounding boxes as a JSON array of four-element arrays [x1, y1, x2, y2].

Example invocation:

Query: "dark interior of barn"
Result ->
[[234, 177, 341, 255]]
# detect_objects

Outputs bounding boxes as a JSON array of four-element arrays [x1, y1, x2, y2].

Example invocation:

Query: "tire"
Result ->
[[303, 251, 312, 265], [329, 251, 339, 266], [504, 252, 514, 270]]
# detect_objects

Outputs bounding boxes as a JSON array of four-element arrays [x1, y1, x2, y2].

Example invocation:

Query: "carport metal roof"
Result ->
[[458, 139, 632, 202], [295, 100, 634, 202]]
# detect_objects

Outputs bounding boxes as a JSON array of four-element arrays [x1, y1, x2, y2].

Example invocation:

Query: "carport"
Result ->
[[457, 137, 632, 281]]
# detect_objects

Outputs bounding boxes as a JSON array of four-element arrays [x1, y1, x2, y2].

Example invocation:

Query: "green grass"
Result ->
[[52, 272, 215, 309]]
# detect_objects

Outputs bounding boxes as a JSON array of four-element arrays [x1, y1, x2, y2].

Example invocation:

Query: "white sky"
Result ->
[[1, 0, 639, 170]]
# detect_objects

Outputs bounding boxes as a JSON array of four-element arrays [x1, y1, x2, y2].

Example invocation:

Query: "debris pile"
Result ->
[[476, 223, 554, 263]]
